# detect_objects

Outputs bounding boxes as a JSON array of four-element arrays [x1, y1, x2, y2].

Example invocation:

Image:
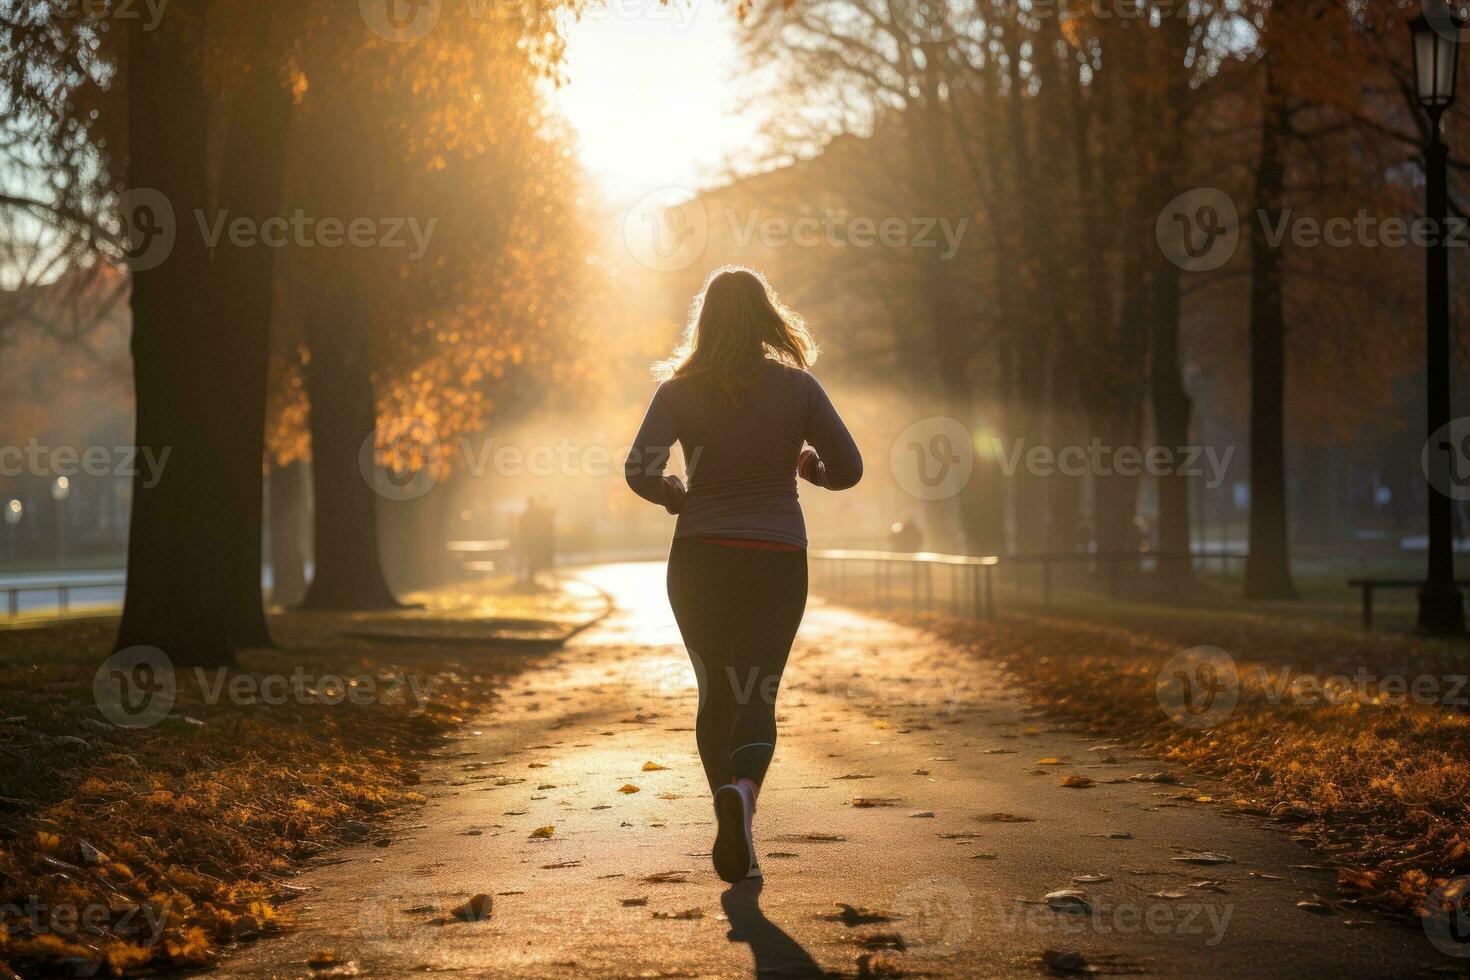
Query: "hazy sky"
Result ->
[[552, 0, 759, 205]]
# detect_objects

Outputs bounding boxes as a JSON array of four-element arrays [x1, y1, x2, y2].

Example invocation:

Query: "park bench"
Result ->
[[445, 539, 512, 574], [1346, 578, 1470, 631]]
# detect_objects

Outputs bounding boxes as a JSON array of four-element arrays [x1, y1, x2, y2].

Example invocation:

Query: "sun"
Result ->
[[552, 1, 760, 204]]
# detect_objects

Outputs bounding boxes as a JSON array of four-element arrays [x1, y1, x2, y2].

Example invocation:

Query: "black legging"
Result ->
[[666, 538, 808, 793]]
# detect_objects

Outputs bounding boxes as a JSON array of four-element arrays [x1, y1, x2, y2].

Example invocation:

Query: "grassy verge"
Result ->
[[894, 594, 1470, 918], [0, 576, 605, 977]]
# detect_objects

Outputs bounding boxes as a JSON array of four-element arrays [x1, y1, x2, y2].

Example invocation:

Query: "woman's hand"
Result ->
[[662, 474, 687, 514], [797, 448, 826, 487]]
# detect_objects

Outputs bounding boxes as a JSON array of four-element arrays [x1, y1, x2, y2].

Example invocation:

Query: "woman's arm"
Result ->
[[625, 386, 687, 514], [800, 374, 863, 490]]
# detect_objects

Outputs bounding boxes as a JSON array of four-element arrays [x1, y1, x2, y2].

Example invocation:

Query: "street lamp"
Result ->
[[1411, 10, 1466, 634], [51, 477, 70, 570]]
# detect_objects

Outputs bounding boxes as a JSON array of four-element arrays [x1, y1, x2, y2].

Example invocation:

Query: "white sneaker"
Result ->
[[712, 782, 755, 884]]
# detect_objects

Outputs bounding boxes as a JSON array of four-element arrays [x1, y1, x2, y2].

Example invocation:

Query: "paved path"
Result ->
[[220, 562, 1459, 978]]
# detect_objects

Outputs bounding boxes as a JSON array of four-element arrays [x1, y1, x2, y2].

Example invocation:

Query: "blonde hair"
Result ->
[[655, 267, 817, 404]]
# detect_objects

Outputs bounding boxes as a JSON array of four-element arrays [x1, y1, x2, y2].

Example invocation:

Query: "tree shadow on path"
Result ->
[[722, 879, 829, 978]]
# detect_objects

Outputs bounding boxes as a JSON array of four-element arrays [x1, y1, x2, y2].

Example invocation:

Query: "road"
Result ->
[[219, 561, 1461, 978]]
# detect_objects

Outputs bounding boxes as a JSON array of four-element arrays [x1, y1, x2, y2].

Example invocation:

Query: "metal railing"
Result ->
[[3, 576, 126, 619], [810, 549, 1000, 619], [810, 549, 1249, 618]]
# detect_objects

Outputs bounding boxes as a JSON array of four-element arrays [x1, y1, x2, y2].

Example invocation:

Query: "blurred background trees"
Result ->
[[710, 0, 1461, 594], [0, 0, 1465, 661]]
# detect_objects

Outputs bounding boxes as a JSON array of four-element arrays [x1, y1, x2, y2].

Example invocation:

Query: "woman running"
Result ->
[[625, 267, 863, 884]]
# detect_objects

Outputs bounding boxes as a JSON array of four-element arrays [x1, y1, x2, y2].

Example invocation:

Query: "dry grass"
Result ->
[[902, 601, 1470, 918], [0, 577, 603, 977]]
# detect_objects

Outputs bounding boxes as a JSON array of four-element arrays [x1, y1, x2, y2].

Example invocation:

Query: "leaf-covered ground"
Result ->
[[0, 577, 604, 977], [899, 594, 1470, 922]]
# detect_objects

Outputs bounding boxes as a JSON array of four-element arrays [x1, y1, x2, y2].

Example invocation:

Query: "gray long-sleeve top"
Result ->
[[625, 359, 863, 548]]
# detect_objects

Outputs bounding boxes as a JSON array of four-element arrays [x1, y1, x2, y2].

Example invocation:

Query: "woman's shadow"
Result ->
[[722, 879, 829, 978]]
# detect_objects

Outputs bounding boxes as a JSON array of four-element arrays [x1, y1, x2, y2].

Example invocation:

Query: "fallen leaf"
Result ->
[[529, 825, 555, 839], [642, 761, 669, 771], [641, 870, 692, 884], [825, 903, 892, 926], [451, 894, 493, 921], [1045, 889, 1091, 914], [1172, 851, 1234, 865], [619, 784, 641, 794], [1042, 948, 1095, 974]]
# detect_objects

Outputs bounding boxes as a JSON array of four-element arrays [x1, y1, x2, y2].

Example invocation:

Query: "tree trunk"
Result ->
[[1244, 55, 1298, 600], [300, 312, 403, 610], [1151, 260, 1195, 566], [216, 14, 293, 644], [1148, 12, 1197, 579], [115, 4, 292, 662], [116, 3, 243, 666], [266, 460, 308, 606]]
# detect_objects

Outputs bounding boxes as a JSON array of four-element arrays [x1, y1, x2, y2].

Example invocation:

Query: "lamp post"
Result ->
[[51, 477, 70, 570], [3, 499, 20, 563], [1411, 10, 1466, 634]]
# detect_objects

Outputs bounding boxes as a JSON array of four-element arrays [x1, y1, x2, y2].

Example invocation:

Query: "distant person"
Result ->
[[532, 498, 556, 577], [626, 267, 863, 884], [889, 517, 922, 553], [516, 497, 555, 584]]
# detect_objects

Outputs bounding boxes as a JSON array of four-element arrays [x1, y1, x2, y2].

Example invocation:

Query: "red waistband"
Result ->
[[696, 536, 804, 552]]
